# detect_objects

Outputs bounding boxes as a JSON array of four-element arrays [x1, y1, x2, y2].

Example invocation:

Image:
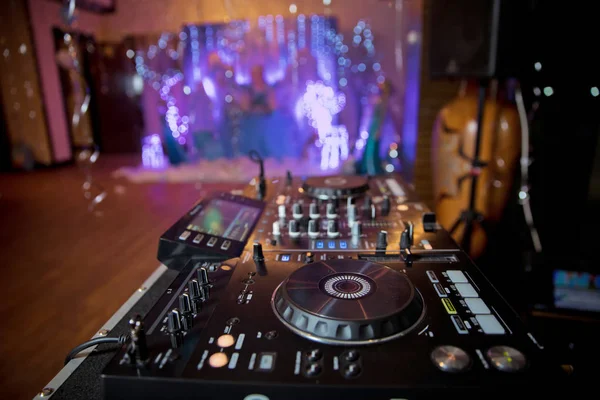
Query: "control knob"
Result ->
[[278, 204, 286, 219], [326, 202, 337, 219], [363, 196, 372, 211], [381, 195, 391, 216], [188, 279, 203, 313], [197, 267, 209, 285], [292, 202, 303, 219], [376, 230, 388, 251], [179, 293, 193, 330], [288, 220, 300, 238], [370, 204, 376, 220], [327, 219, 340, 238], [167, 308, 183, 348], [272, 221, 281, 236], [253, 242, 268, 276], [422, 212, 437, 232], [309, 202, 320, 219], [308, 219, 319, 239]]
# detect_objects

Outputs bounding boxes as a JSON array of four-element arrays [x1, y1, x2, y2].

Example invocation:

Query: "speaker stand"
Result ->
[[448, 79, 489, 256]]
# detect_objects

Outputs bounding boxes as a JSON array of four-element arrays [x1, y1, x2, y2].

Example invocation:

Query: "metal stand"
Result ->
[[448, 80, 489, 255]]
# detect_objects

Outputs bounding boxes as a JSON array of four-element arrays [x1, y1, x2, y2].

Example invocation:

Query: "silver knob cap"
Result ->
[[431, 345, 470, 373], [486, 346, 527, 372]]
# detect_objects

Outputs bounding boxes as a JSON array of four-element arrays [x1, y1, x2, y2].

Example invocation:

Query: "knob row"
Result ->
[[168, 267, 211, 348], [272, 219, 363, 239]]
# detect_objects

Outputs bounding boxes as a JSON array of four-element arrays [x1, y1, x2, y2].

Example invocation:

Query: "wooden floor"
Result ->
[[0, 155, 243, 399]]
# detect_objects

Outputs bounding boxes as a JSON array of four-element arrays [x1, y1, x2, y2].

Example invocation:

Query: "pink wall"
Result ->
[[28, 0, 103, 162]]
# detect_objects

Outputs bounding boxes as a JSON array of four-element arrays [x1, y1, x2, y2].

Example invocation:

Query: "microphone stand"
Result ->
[[448, 79, 489, 255]]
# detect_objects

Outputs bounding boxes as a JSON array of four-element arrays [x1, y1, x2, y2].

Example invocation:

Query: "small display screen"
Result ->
[[553, 270, 600, 313], [281, 255, 291, 262], [187, 199, 261, 242]]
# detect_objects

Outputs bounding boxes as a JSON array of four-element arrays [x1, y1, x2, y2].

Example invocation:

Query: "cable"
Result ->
[[64, 334, 129, 365], [515, 84, 542, 253]]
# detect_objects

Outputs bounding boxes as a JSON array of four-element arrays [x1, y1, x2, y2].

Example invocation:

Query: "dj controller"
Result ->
[[101, 173, 567, 399]]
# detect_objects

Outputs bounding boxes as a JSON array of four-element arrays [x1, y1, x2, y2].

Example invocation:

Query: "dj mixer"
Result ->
[[100, 173, 568, 399]]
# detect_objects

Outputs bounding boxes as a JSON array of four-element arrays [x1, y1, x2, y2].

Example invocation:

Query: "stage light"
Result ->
[[591, 87, 599, 97], [533, 87, 541, 96], [19, 44, 26, 54], [289, 4, 297, 13], [323, 0, 332, 5], [183, 86, 191, 95], [126, 49, 135, 59], [543, 86, 554, 96], [534, 62, 542, 71]]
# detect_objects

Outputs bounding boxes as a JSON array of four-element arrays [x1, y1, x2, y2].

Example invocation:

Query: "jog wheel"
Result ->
[[302, 175, 369, 200], [271, 259, 425, 345]]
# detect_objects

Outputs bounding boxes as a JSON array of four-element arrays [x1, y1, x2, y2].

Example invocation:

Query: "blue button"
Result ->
[[328, 241, 336, 249], [316, 241, 324, 249], [281, 254, 291, 262], [339, 241, 347, 249]]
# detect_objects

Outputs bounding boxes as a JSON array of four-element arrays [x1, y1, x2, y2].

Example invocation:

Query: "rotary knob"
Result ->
[[197, 267, 209, 285], [486, 346, 527, 372], [278, 204, 286, 219], [327, 219, 339, 238], [167, 309, 183, 348], [272, 221, 281, 236], [326, 202, 337, 219], [381, 195, 391, 216], [292, 202, 303, 219], [376, 230, 388, 251], [289, 220, 300, 238], [188, 279, 203, 313], [308, 219, 319, 239], [431, 346, 470, 373], [363, 196, 372, 211], [309, 202, 320, 219], [178, 293, 193, 330]]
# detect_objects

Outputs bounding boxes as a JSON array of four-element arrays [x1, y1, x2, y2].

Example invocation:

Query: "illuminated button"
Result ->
[[328, 241, 336, 249], [258, 352, 276, 371], [316, 241, 324, 249], [280, 254, 291, 262], [208, 352, 229, 368], [221, 240, 231, 250], [217, 334, 235, 348], [465, 298, 490, 314], [455, 283, 478, 297], [207, 237, 218, 247], [476, 315, 505, 335], [179, 231, 191, 240], [447, 270, 468, 283], [192, 234, 204, 244], [339, 241, 347, 249]]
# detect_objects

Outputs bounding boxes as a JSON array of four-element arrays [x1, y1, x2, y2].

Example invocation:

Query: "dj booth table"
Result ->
[[33, 265, 175, 400]]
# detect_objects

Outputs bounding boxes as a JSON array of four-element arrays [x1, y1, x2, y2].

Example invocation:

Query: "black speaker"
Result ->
[[427, 0, 527, 79]]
